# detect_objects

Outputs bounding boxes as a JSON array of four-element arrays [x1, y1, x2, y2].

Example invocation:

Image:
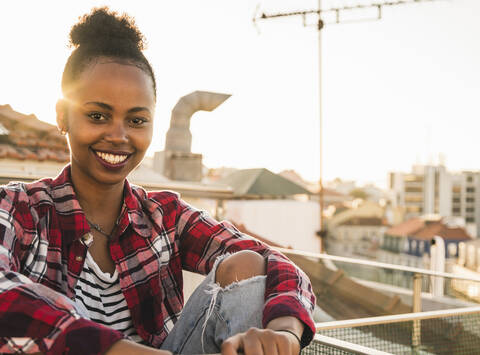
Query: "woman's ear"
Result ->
[[56, 99, 68, 134]]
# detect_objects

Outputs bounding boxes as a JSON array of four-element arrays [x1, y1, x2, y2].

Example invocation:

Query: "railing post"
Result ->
[[412, 273, 422, 349]]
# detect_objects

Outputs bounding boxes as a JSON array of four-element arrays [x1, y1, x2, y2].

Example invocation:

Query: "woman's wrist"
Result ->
[[266, 316, 304, 347], [274, 329, 302, 347]]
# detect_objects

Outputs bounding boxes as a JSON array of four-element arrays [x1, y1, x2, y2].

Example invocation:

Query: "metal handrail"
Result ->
[[276, 247, 480, 282], [312, 334, 394, 355], [315, 306, 480, 330]]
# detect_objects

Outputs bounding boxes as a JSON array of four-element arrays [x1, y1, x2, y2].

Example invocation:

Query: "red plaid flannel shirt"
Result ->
[[0, 165, 315, 354]]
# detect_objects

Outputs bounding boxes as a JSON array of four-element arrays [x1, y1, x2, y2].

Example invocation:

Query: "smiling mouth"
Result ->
[[94, 150, 129, 165]]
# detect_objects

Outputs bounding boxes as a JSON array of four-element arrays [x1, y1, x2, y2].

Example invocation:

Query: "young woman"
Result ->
[[0, 8, 315, 355]]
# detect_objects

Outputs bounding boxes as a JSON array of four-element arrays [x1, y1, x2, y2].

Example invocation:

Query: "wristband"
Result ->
[[276, 329, 302, 348]]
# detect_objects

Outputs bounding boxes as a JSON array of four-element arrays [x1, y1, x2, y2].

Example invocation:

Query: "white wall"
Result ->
[[438, 166, 452, 216], [0, 159, 66, 179], [423, 165, 435, 215], [223, 199, 320, 252]]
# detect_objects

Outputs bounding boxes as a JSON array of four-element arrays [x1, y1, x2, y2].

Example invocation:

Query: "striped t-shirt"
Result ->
[[74, 251, 142, 343]]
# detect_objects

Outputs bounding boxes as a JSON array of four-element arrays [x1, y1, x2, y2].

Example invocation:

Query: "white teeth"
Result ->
[[95, 151, 128, 165]]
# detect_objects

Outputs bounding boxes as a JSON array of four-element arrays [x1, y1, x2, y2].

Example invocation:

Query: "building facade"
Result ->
[[450, 171, 480, 237], [389, 164, 480, 237]]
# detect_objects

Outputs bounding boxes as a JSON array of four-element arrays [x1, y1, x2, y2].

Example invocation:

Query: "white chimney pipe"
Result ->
[[164, 91, 231, 153], [430, 236, 445, 297]]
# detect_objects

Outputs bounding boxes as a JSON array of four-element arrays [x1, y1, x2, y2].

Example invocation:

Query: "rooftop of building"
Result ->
[[386, 216, 472, 241], [338, 216, 389, 227], [217, 168, 312, 198], [0, 104, 69, 162]]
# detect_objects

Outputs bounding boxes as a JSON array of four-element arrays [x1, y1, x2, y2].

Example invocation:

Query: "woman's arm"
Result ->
[[174, 198, 316, 348], [0, 190, 124, 354]]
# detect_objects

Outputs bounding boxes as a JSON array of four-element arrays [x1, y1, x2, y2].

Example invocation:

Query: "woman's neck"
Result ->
[[70, 165, 125, 226]]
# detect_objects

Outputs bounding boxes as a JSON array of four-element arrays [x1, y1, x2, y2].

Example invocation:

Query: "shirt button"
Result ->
[[75, 256, 83, 262]]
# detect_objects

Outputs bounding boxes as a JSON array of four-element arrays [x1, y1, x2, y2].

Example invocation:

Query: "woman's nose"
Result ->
[[105, 121, 128, 144]]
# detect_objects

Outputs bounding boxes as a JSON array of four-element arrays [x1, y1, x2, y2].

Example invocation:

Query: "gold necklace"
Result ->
[[84, 204, 126, 239], [86, 219, 115, 238]]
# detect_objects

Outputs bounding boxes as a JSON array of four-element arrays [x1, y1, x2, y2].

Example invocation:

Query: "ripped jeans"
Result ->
[[160, 255, 266, 354]]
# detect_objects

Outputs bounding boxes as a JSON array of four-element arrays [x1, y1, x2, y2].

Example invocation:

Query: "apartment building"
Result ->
[[389, 165, 480, 237], [450, 171, 480, 237], [389, 165, 451, 216]]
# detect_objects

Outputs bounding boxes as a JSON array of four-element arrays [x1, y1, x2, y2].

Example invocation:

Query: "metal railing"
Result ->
[[274, 247, 480, 354], [315, 306, 480, 330], [313, 306, 480, 354], [275, 247, 480, 283], [303, 334, 394, 354], [276, 247, 480, 312]]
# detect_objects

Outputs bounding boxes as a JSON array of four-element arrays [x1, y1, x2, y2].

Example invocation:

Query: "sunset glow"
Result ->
[[1, 0, 479, 186]]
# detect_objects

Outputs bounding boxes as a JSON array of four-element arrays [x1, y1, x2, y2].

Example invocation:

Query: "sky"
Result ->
[[0, 0, 479, 187]]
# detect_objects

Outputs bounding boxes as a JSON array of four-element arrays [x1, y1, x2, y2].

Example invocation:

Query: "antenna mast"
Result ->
[[253, 0, 443, 253]]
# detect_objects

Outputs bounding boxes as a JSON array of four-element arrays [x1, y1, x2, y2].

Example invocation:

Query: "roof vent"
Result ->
[[162, 91, 230, 181]]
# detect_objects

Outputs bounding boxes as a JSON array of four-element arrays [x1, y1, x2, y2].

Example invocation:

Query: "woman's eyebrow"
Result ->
[[84, 101, 113, 111], [84, 102, 151, 115], [128, 107, 151, 115]]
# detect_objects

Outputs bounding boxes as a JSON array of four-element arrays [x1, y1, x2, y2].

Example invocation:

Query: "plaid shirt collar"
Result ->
[[51, 165, 151, 244]]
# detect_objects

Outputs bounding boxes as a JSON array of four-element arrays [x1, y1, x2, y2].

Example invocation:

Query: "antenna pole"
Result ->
[[254, 0, 442, 253], [317, 0, 325, 252]]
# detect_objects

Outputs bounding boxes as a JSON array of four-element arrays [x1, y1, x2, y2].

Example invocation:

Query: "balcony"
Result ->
[[304, 306, 480, 354], [273, 248, 480, 354]]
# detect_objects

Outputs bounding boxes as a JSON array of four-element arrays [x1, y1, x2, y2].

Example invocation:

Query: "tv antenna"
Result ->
[[253, 0, 444, 253]]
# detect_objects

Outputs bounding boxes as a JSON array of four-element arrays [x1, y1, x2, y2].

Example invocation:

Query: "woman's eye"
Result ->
[[88, 112, 107, 122], [130, 117, 148, 126]]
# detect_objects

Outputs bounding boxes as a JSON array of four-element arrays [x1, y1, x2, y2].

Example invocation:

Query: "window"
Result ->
[[467, 187, 475, 193], [389, 173, 395, 189], [405, 186, 423, 193], [453, 198, 461, 203], [406, 206, 422, 213], [467, 176, 474, 183], [419, 242, 424, 253], [467, 197, 475, 203], [411, 240, 417, 252], [467, 207, 475, 213], [452, 207, 461, 214], [405, 175, 423, 183], [448, 243, 458, 258], [466, 217, 475, 223]]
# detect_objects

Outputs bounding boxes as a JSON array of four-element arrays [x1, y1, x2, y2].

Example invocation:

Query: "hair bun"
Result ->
[[69, 7, 145, 51]]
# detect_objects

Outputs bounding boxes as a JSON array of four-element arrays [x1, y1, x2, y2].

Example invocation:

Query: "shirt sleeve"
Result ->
[[0, 188, 125, 355], [175, 197, 316, 347]]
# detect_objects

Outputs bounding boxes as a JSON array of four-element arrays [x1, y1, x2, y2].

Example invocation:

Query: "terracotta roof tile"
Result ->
[[387, 217, 472, 241], [415, 222, 471, 241], [340, 217, 389, 226], [386, 217, 424, 237], [0, 105, 69, 163]]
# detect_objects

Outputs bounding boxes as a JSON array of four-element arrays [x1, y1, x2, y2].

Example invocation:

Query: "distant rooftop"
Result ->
[[339, 216, 389, 227], [218, 168, 312, 198], [0, 104, 69, 162], [387, 216, 472, 241]]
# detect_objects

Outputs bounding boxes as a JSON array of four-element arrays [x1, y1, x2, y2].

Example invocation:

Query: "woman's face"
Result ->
[[58, 59, 155, 187]]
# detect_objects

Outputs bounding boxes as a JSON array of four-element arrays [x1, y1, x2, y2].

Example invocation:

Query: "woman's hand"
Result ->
[[221, 328, 300, 355], [220, 316, 303, 355]]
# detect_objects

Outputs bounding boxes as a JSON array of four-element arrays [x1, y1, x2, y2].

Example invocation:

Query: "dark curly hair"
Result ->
[[61, 7, 156, 98]]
